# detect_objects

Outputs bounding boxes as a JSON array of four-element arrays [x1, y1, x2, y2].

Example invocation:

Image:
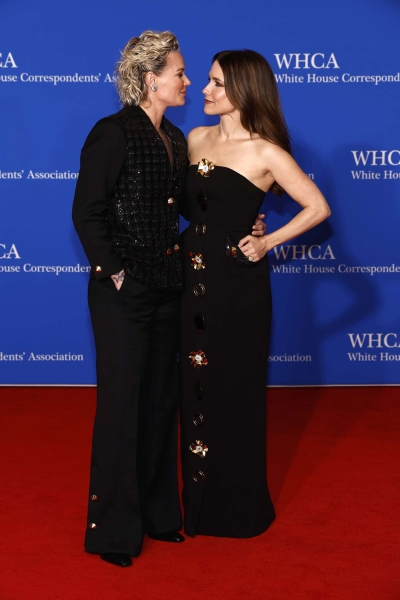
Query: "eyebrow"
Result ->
[[176, 68, 185, 72], [209, 76, 223, 83]]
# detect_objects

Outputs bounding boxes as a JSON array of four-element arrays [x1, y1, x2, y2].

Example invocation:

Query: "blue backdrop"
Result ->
[[1, 0, 399, 385]]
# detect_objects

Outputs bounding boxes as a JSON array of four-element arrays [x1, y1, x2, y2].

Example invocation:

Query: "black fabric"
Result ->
[[180, 166, 275, 538], [72, 105, 188, 289], [72, 118, 126, 278], [85, 274, 182, 555]]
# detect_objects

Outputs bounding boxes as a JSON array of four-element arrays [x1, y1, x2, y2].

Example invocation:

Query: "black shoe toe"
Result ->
[[148, 530, 185, 543], [100, 552, 132, 567]]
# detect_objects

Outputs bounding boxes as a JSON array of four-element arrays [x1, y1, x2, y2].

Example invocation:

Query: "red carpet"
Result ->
[[1, 386, 399, 600]]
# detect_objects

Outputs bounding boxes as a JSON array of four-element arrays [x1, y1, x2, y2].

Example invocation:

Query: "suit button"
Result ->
[[95, 266, 102, 272], [89, 523, 97, 529], [90, 495, 98, 501], [193, 283, 205, 297], [193, 470, 206, 483], [168, 197, 174, 205], [193, 414, 204, 427], [174, 244, 180, 252], [166, 248, 172, 256]]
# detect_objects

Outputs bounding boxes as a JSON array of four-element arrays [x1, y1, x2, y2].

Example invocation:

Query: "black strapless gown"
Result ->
[[180, 162, 275, 538]]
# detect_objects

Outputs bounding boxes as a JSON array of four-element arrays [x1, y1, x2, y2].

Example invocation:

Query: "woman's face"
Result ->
[[202, 61, 235, 116], [154, 51, 191, 107]]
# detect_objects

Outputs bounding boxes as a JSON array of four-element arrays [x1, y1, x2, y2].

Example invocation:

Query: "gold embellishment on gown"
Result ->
[[189, 252, 206, 270], [188, 350, 208, 367], [197, 158, 215, 177], [189, 440, 208, 458]]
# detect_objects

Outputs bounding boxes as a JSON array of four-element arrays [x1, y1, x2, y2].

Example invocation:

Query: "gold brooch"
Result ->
[[189, 252, 206, 270], [189, 440, 208, 458], [197, 158, 215, 177], [188, 350, 208, 367]]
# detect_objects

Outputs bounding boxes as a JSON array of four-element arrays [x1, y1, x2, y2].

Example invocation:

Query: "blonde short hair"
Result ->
[[115, 30, 180, 106]]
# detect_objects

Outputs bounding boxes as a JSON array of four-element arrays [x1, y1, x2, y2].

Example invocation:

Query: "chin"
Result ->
[[169, 98, 186, 107]]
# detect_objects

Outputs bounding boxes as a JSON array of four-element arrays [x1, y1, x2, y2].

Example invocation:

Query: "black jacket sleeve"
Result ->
[[72, 117, 126, 279]]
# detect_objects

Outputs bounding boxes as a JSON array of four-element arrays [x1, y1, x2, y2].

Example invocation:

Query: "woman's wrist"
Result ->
[[261, 235, 272, 254]]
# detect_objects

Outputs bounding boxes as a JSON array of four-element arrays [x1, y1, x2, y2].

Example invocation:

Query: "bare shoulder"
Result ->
[[187, 126, 216, 143], [256, 138, 287, 158], [255, 138, 294, 168], [187, 126, 218, 161]]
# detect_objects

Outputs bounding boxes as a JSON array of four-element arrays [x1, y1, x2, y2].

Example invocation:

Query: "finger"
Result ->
[[257, 213, 265, 220], [241, 245, 254, 256], [252, 228, 264, 237], [254, 222, 267, 236], [238, 235, 252, 248]]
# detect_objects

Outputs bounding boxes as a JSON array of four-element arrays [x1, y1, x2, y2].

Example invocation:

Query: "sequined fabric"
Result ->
[[107, 106, 188, 291]]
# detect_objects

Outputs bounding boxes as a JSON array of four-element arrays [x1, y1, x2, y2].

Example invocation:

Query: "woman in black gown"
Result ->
[[180, 50, 331, 538]]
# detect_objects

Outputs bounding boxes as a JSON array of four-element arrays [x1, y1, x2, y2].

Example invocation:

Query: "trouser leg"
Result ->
[[84, 275, 181, 555], [85, 275, 153, 555], [137, 290, 182, 534]]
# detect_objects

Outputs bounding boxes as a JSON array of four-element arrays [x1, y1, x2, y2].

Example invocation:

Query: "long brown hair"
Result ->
[[213, 49, 291, 196]]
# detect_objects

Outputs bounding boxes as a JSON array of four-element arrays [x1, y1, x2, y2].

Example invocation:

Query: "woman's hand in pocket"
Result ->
[[110, 269, 125, 290]]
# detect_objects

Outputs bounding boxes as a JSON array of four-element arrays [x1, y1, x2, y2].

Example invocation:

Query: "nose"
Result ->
[[184, 75, 191, 86], [202, 82, 211, 95]]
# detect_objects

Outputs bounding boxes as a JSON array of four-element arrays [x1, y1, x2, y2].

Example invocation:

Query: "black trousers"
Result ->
[[84, 274, 182, 556]]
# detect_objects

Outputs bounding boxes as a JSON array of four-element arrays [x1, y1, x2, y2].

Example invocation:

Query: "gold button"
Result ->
[[166, 248, 172, 256], [90, 495, 98, 501], [193, 414, 204, 427], [174, 244, 180, 252], [95, 266, 102, 272], [193, 283, 205, 297], [189, 440, 208, 458], [89, 523, 97, 529], [167, 197, 174, 205], [193, 470, 206, 483]]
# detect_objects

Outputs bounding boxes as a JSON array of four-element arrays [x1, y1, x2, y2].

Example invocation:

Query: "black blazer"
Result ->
[[72, 104, 188, 291]]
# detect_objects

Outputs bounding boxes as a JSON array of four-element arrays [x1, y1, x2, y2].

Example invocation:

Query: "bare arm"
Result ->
[[239, 146, 331, 261]]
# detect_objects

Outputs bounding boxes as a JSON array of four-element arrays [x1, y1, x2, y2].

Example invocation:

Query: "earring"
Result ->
[[151, 84, 158, 92]]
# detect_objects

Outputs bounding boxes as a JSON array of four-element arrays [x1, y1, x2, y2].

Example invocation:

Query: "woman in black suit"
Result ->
[[73, 30, 191, 568]]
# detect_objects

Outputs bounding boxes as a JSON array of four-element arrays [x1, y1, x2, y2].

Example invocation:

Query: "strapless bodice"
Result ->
[[185, 164, 266, 232]]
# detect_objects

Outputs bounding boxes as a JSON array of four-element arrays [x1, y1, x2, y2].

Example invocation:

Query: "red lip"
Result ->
[[204, 99, 212, 104]]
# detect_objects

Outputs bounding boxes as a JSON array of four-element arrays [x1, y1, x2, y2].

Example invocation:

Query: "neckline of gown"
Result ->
[[188, 164, 267, 195]]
